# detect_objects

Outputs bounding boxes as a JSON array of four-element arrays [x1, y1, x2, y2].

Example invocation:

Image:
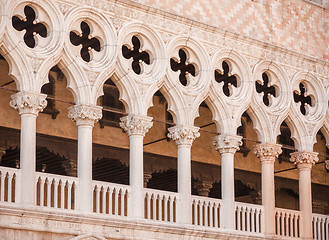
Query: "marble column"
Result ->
[[120, 115, 153, 219], [253, 143, 282, 236], [290, 151, 318, 240], [10, 92, 47, 206], [213, 134, 242, 229], [167, 125, 200, 224], [68, 104, 102, 213]]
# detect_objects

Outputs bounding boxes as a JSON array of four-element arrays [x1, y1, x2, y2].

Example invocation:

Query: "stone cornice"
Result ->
[[213, 134, 242, 154], [167, 125, 200, 146], [253, 143, 282, 164], [10, 92, 47, 116], [68, 105, 103, 127], [120, 115, 153, 137]]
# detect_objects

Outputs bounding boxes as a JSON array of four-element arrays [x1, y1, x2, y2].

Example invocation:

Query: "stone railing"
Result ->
[[275, 208, 302, 238], [0, 166, 20, 204], [235, 202, 264, 234], [92, 181, 130, 217], [144, 188, 178, 223], [313, 213, 329, 240], [35, 172, 78, 210], [192, 196, 222, 228]]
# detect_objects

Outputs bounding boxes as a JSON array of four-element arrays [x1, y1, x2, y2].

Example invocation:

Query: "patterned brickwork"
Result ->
[[138, 0, 329, 61]]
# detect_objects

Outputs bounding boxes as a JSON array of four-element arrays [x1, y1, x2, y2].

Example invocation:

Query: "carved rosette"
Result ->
[[119, 115, 153, 137], [290, 151, 319, 169], [213, 134, 242, 154], [68, 105, 103, 127], [167, 125, 200, 146], [253, 143, 282, 163], [10, 92, 47, 116]]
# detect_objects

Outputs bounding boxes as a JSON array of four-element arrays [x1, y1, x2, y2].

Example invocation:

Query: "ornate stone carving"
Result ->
[[10, 92, 47, 116], [253, 143, 282, 163], [144, 172, 152, 188], [119, 115, 153, 136], [62, 159, 77, 177], [68, 105, 103, 127], [213, 134, 242, 154], [167, 125, 200, 146], [325, 160, 329, 172], [290, 151, 319, 168], [193, 181, 213, 197]]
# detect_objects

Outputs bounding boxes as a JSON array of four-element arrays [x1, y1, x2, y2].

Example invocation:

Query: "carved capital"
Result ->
[[325, 160, 329, 172], [253, 143, 282, 163], [68, 105, 102, 127], [61, 159, 77, 177], [213, 134, 242, 154], [167, 125, 200, 146], [144, 172, 153, 188], [10, 92, 47, 116], [120, 115, 153, 136], [193, 181, 213, 197], [290, 151, 318, 169]]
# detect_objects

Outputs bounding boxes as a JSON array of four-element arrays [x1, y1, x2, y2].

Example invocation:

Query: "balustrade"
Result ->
[[144, 189, 178, 223], [235, 202, 264, 234], [35, 172, 78, 210], [191, 196, 222, 228], [313, 213, 329, 240], [93, 181, 130, 217], [0, 166, 19, 203], [275, 208, 301, 238]]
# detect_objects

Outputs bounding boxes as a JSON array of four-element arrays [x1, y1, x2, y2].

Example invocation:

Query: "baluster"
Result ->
[[67, 182, 72, 210], [275, 212, 280, 235], [325, 218, 329, 240], [241, 207, 246, 231], [284, 213, 289, 236], [204, 202, 208, 227], [280, 212, 285, 236], [102, 187, 106, 214], [321, 218, 325, 240], [192, 200, 197, 225], [95, 185, 100, 213], [146, 193, 151, 219], [47, 178, 52, 207], [255, 208, 260, 233], [120, 189, 125, 216], [158, 196, 163, 221], [114, 189, 118, 215], [40, 177, 45, 207], [246, 207, 250, 232], [289, 213, 293, 237], [214, 203, 219, 228], [108, 188, 113, 215], [152, 194, 156, 220], [199, 201, 203, 226], [0, 172, 5, 201], [169, 197, 174, 222], [7, 172, 13, 202], [294, 215, 299, 238], [317, 217, 321, 240], [236, 206, 241, 230], [209, 203, 213, 227], [250, 208, 255, 232], [164, 195, 168, 221], [54, 179, 58, 208], [60, 181, 65, 209]]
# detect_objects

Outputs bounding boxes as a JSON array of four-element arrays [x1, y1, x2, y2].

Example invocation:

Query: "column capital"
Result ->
[[253, 143, 282, 163], [120, 115, 153, 137], [290, 151, 319, 169], [167, 125, 200, 146], [68, 105, 102, 127], [193, 181, 213, 197], [10, 92, 47, 116], [213, 134, 242, 154]]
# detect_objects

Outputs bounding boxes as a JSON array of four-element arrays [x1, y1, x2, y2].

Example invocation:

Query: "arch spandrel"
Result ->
[[287, 71, 327, 151], [249, 60, 291, 143], [165, 36, 211, 125]]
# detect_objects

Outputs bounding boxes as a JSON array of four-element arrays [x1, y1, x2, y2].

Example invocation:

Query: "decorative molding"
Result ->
[[119, 115, 153, 136], [167, 125, 200, 146], [213, 134, 242, 154], [253, 143, 282, 163], [290, 151, 319, 168], [68, 105, 103, 127], [10, 92, 47, 116]]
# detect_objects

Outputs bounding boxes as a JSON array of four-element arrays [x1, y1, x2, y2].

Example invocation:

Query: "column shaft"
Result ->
[[20, 114, 37, 205], [77, 125, 93, 212], [299, 165, 312, 239]]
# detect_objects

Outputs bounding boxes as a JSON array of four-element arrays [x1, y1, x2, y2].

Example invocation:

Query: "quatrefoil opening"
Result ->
[[214, 61, 237, 97], [293, 82, 314, 116], [70, 21, 101, 62], [255, 72, 277, 107], [122, 36, 151, 75], [12, 5, 48, 48], [170, 49, 196, 87]]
